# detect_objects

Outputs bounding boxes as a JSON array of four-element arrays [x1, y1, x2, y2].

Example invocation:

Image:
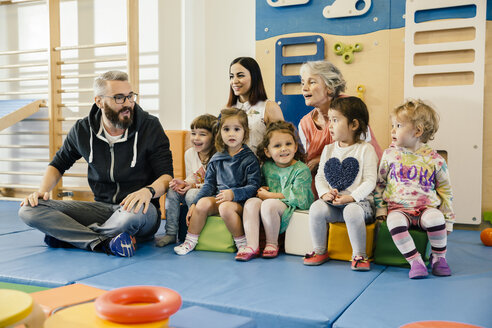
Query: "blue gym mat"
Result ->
[[0, 200, 33, 235], [0, 234, 165, 288], [77, 247, 385, 328], [170, 305, 256, 328], [0, 225, 167, 288], [333, 230, 492, 328], [0, 200, 491, 327]]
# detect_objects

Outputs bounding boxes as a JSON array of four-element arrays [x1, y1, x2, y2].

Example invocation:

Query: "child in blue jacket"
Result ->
[[174, 108, 261, 255]]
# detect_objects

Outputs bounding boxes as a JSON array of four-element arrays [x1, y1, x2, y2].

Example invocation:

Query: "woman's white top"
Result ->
[[233, 100, 268, 154]]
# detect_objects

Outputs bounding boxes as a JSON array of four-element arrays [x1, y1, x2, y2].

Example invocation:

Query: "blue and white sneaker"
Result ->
[[109, 232, 136, 257]]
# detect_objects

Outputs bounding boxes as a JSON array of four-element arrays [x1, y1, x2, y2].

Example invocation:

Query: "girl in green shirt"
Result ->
[[236, 121, 314, 261]]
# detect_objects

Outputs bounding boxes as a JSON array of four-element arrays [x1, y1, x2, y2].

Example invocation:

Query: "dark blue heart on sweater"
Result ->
[[324, 157, 359, 191]]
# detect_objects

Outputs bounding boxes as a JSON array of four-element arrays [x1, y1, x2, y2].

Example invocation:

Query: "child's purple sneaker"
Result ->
[[431, 257, 452, 276], [409, 260, 428, 279]]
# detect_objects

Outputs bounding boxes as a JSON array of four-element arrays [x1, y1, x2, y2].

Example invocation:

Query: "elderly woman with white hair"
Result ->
[[299, 60, 382, 198]]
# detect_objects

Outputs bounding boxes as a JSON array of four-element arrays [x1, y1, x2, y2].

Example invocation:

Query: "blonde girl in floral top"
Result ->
[[236, 121, 314, 261], [374, 99, 455, 279]]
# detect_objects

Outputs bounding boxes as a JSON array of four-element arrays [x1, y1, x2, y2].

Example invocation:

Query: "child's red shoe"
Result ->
[[262, 244, 279, 259], [235, 246, 260, 262], [303, 252, 330, 266], [351, 256, 370, 271]]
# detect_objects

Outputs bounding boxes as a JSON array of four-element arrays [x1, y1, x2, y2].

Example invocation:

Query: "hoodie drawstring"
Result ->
[[88, 128, 94, 163], [130, 131, 138, 167]]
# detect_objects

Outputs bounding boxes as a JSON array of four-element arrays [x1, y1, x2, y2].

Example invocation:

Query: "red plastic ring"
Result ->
[[94, 286, 182, 324]]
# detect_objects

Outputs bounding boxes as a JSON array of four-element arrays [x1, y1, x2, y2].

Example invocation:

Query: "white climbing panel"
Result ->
[[404, 0, 486, 224], [323, 0, 372, 18], [267, 0, 309, 8]]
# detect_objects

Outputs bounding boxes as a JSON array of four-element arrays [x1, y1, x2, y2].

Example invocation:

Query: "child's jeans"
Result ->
[[164, 188, 200, 236]]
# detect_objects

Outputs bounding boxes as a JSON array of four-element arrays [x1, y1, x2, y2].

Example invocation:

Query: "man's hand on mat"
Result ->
[[120, 188, 152, 214], [21, 191, 50, 207]]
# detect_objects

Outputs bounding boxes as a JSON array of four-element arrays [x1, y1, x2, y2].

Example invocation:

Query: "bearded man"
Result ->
[[19, 71, 173, 257]]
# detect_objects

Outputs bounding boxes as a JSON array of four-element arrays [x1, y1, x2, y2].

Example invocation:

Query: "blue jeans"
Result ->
[[164, 188, 200, 236], [18, 199, 160, 251]]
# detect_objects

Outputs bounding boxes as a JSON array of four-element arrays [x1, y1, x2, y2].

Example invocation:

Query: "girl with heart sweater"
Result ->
[[304, 97, 378, 271], [299, 60, 383, 198]]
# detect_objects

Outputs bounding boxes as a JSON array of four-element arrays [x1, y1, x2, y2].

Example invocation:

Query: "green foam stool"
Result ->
[[195, 216, 237, 253], [0, 282, 49, 294], [483, 211, 492, 224], [374, 221, 430, 268]]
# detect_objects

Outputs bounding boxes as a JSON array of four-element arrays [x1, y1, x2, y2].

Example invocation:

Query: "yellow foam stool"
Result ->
[[327, 222, 376, 261], [44, 302, 169, 327], [0, 289, 45, 328]]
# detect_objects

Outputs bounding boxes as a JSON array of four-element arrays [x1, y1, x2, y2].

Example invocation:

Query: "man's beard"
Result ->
[[103, 102, 134, 130]]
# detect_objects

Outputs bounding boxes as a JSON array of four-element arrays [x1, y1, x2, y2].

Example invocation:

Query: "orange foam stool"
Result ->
[[327, 222, 376, 261], [43, 302, 170, 328], [31, 283, 106, 316], [45, 286, 182, 327], [160, 130, 190, 219], [0, 289, 45, 328]]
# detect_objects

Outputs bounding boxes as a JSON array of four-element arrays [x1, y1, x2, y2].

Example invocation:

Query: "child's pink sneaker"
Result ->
[[303, 252, 330, 266], [262, 244, 279, 259], [409, 260, 428, 279], [235, 246, 260, 262], [431, 257, 452, 276], [174, 241, 195, 255]]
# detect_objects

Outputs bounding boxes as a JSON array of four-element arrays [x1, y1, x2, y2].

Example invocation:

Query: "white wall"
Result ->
[[181, 0, 255, 128], [0, 0, 255, 188], [0, 0, 255, 126]]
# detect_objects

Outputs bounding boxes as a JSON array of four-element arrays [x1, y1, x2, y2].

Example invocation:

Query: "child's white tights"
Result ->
[[309, 199, 372, 258], [243, 198, 287, 250]]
